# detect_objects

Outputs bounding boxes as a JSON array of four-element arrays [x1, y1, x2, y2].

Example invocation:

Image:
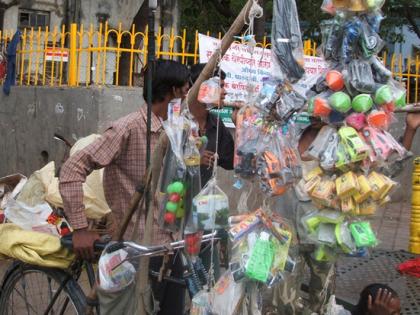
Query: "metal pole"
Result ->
[[146, 1, 156, 169]]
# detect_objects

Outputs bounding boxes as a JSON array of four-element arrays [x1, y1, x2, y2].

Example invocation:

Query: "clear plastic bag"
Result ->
[[320, 17, 344, 62], [360, 16, 384, 59], [344, 59, 376, 94], [321, 0, 337, 15], [98, 245, 140, 293], [254, 78, 281, 114], [256, 129, 301, 196], [197, 77, 221, 109], [192, 179, 229, 231], [234, 108, 262, 180], [271, 0, 305, 82]]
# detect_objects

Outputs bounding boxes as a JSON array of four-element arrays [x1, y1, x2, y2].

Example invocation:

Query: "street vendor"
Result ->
[[273, 112, 420, 315], [59, 59, 190, 315]]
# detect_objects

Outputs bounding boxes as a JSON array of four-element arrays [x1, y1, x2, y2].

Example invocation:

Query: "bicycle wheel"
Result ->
[[0, 263, 86, 315]]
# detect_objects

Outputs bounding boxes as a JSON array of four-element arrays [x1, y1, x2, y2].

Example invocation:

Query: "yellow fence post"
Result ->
[[409, 157, 420, 254], [68, 23, 78, 86]]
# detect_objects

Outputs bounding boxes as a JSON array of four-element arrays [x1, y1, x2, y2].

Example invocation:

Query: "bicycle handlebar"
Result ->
[[60, 231, 220, 257]]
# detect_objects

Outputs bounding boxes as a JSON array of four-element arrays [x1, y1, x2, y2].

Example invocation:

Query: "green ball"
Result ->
[[167, 181, 184, 194], [166, 202, 178, 213], [329, 92, 352, 113], [352, 94, 373, 113]]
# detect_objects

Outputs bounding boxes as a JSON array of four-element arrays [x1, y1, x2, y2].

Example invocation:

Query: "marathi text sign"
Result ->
[[198, 34, 328, 103]]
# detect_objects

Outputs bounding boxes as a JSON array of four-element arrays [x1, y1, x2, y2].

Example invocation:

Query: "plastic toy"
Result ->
[[346, 113, 366, 130], [336, 171, 359, 198], [320, 131, 339, 170], [313, 96, 332, 117], [366, 110, 389, 129], [305, 125, 337, 160], [164, 181, 185, 224], [352, 94, 373, 113], [338, 126, 369, 162], [245, 232, 275, 282], [198, 77, 221, 106], [326, 70, 345, 91], [330, 92, 352, 113], [374, 85, 393, 105], [350, 221, 377, 248]]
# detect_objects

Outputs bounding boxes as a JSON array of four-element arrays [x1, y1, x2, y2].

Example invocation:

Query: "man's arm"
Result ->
[[402, 113, 420, 150], [59, 126, 128, 259]]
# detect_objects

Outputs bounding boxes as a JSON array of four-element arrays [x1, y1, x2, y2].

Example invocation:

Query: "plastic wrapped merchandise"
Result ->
[[197, 77, 221, 109], [342, 17, 362, 64], [271, 0, 305, 82], [321, 0, 337, 15], [360, 16, 384, 59], [193, 178, 229, 231], [158, 100, 190, 231], [98, 245, 140, 292], [344, 59, 376, 94], [234, 109, 262, 180], [209, 270, 245, 315], [320, 16, 344, 62], [254, 78, 281, 114]]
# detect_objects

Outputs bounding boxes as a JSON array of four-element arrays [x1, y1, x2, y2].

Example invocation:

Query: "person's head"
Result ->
[[190, 63, 227, 108], [355, 283, 401, 315], [143, 59, 190, 113]]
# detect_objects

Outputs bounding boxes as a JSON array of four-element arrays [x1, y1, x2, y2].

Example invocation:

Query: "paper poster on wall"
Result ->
[[198, 34, 328, 104]]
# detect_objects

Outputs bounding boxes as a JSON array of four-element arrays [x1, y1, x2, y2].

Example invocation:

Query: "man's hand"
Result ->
[[406, 112, 420, 131], [72, 229, 100, 261], [367, 288, 396, 315], [201, 150, 215, 168]]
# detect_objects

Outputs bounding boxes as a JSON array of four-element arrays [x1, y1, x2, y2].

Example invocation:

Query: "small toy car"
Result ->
[[320, 131, 339, 170], [338, 126, 369, 162], [305, 125, 337, 160], [361, 127, 393, 160], [335, 142, 352, 171]]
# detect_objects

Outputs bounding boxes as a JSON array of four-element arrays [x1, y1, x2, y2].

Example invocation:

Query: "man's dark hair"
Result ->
[[353, 283, 398, 315], [189, 63, 226, 85], [143, 59, 190, 103]]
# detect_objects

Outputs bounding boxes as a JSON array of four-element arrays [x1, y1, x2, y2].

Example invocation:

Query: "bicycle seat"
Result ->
[[60, 233, 109, 252]]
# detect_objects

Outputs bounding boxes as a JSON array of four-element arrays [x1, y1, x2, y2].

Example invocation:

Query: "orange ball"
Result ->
[[326, 70, 345, 91]]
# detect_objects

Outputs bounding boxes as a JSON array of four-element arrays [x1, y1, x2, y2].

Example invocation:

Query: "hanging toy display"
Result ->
[[293, 0, 411, 262]]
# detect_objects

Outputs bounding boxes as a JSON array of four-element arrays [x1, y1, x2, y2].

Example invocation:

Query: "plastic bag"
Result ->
[[4, 199, 59, 235], [254, 77, 281, 114], [192, 179, 229, 231], [271, 0, 305, 82], [198, 77, 221, 109], [234, 108, 262, 179], [209, 270, 245, 315], [360, 16, 384, 59], [98, 245, 140, 292], [320, 17, 344, 62], [321, 0, 337, 15], [344, 59, 376, 94]]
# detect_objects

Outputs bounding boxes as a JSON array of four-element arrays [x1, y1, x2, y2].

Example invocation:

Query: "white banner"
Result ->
[[198, 34, 328, 103]]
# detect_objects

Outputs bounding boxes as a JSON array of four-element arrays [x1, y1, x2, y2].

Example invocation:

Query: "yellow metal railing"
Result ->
[[0, 23, 418, 103]]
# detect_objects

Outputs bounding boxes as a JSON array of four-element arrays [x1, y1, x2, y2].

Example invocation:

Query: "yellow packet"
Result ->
[[305, 175, 321, 194], [341, 196, 356, 213], [359, 199, 377, 215], [353, 175, 372, 204], [336, 172, 359, 198], [368, 172, 387, 200], [379, 174, 397, 200], [304, 167, 323, 182], [311, 179, 335, 200]]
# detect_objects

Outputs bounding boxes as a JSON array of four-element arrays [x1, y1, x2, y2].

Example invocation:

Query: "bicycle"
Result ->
[[0, 232, 218, 315]]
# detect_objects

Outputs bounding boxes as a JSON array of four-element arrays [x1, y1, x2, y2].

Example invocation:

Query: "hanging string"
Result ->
[[207, 0, 263, 293]]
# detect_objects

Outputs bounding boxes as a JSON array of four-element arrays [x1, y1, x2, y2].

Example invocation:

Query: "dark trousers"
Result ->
[[149, 254, 186, 315]]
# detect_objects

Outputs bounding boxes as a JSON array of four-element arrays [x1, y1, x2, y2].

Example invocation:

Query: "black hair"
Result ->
[[353, 283, 399, 315], [189, 63, 226, 85], [143, 59, 190, 104]]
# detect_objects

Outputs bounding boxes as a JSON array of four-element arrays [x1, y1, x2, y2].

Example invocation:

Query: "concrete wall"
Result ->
[[0, 86, 142, 177]]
